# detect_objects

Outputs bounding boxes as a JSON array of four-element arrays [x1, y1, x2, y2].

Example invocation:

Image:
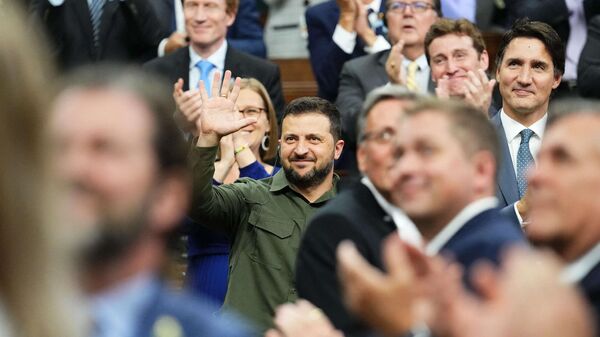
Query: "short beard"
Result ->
[[283, 160, 333, 190]]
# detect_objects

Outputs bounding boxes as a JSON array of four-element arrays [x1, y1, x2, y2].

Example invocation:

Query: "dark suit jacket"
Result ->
[[30, 0, 168, 71], [296, 182, 397, 337], [578, 15, 600, 98], [114, 280, 252, 337], [439, 207, 525, 287], [505, 0, 600, 43], [305, 0, 387, 102], [580, 261, 600, 334], [144, 46, 285, 118]]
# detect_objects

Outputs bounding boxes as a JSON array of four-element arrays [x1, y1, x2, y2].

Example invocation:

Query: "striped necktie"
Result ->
[[89, 0, 105, 54], [406, 61, 419, 92]]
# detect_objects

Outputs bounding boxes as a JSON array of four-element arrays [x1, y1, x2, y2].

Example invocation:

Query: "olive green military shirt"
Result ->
[[190, 146, 338, 332]]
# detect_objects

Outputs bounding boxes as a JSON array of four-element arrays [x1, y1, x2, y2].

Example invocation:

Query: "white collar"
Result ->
[[361, 177, 423, 248], [402, 53, 429, 70], [188, 40, 228, 72], [500, 108, 547, 142], [425, 197, 498, 255], [561, 242, 600, 284]]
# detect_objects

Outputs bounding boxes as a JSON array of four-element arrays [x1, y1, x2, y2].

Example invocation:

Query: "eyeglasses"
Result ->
[[361, 128, 397, 144], [239, 107, 265, 118], [386, 1, 435, 13]]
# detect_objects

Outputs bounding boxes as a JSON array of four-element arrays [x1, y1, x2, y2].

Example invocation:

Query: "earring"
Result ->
[[261, 135, 269, 152]]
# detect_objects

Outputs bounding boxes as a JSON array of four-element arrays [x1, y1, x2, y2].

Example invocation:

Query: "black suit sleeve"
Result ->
[[264, 64, 285, 121], [296, 212, 382, 337], [335, 61, 366, 148], [578, 15, 600, 98]]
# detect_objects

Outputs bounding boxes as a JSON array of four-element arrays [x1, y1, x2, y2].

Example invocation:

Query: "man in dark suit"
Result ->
[[49, 65, 252, 337], [335, 0, 439, 174], [144, 0, 284, 118], [491, 19, 564, 225], [305, 0, 389, 102], [578, 15, 600, 98], [527, 100, 600, 329], [296, 86, 423, 337], [30, 0, 169, 70]]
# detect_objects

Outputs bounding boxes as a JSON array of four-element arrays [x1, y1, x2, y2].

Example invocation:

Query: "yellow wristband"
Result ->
[[234, 145, 247, 155]]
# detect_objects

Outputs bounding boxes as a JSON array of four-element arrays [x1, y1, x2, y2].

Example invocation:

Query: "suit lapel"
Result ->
[[353, 182, 396, 230], [224, 46, 241, 78], [98, 0, 119, 57], [73, 0, 95, 56], [177, 48, 192, 91], [491, 113, 519, 205]]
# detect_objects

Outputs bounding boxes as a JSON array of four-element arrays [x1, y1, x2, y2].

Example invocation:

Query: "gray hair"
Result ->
[[357, 85, 423, 143], [548, 99, 600, 127]]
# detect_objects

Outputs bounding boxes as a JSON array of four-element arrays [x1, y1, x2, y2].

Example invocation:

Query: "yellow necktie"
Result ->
[[406, 61, 419, 92]]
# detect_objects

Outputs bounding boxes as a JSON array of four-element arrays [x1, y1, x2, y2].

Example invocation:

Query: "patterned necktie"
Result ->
[[406, 61, 419, 92], [366, 8, 386, 36], [516, 129, 535, 198], [195, 60, 215, 95], [89, 0, 105, 53]]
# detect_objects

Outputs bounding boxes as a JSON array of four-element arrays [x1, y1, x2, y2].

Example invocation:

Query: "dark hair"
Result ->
[[60, 65, 188, 173], [424, 18, 486, 65], [281, 97, 342, 141], [495, 18, 565, 78], [404, 99, 500, 175]]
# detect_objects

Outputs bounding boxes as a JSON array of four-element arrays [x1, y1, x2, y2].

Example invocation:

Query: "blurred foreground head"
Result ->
[[0, 2, 84, 337]]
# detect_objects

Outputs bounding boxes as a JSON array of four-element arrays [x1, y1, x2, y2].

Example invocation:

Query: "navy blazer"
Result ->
[[296, 182, 397, 337], [490, 112, 520, 208], [144, 46, 285, 118], [305, 0, 387, 102], [580, 262, 600, 333], [439, 207, 525, 287]]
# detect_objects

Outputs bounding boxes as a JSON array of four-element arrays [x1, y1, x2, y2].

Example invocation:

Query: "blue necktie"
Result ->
[[195, 60, 215, 95], [89, 0, 105, 54], [516, 129, 535, 198]]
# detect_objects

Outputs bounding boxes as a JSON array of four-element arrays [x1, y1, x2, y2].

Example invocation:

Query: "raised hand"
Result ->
[[196, 70, 257, 146], [173, 78, 203, 135], [463, 69, 496, 114], [385, 40, 405, 85]]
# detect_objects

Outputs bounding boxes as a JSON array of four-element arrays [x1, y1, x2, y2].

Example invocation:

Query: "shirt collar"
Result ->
[[561, 242, 600, 284], [188, 40, 228, 72], [425, 197, 498, 255], [270, 169, 339, 203], [500, 108, 547, 142], [90, 273, 158, 337], [402, 53, 429, 71], [361, 176, 423, 247]]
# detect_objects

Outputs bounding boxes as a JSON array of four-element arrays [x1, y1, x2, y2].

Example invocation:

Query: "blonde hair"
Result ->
[[0, 3, 85, 337], [238, 78, 279, 161]]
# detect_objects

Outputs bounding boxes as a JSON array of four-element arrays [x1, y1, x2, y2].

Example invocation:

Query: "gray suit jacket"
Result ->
[[336, 50, 434, 149], [491, 112, 519, 207]]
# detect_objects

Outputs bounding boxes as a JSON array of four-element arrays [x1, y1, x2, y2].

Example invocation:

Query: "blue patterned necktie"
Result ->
[[195, 60, 215, 95], [516, 129, 535, 198], [89, 0, 105, 53]]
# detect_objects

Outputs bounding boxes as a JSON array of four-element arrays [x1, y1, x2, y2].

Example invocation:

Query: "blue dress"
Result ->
[[186, 161, 280, 305]]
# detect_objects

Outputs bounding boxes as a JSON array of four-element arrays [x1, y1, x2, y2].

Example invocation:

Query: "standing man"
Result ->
[[190, 73, 344, 332], [30, 0, 169, 70], [306, 0, 390, 101], [49, 66, 251, 337], [144, 0, 284, 117], [296, 86, 423, 337], [491, 19, 564, 224], [335, 0, 439, 173]]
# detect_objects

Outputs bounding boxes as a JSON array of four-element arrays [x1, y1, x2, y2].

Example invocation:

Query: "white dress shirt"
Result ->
[[361, 176, 424, 248], [500, 109, 547, 176], [332, 0, 391, 54], [561, 242, 600, 284], [188, 41, 228, 90]]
